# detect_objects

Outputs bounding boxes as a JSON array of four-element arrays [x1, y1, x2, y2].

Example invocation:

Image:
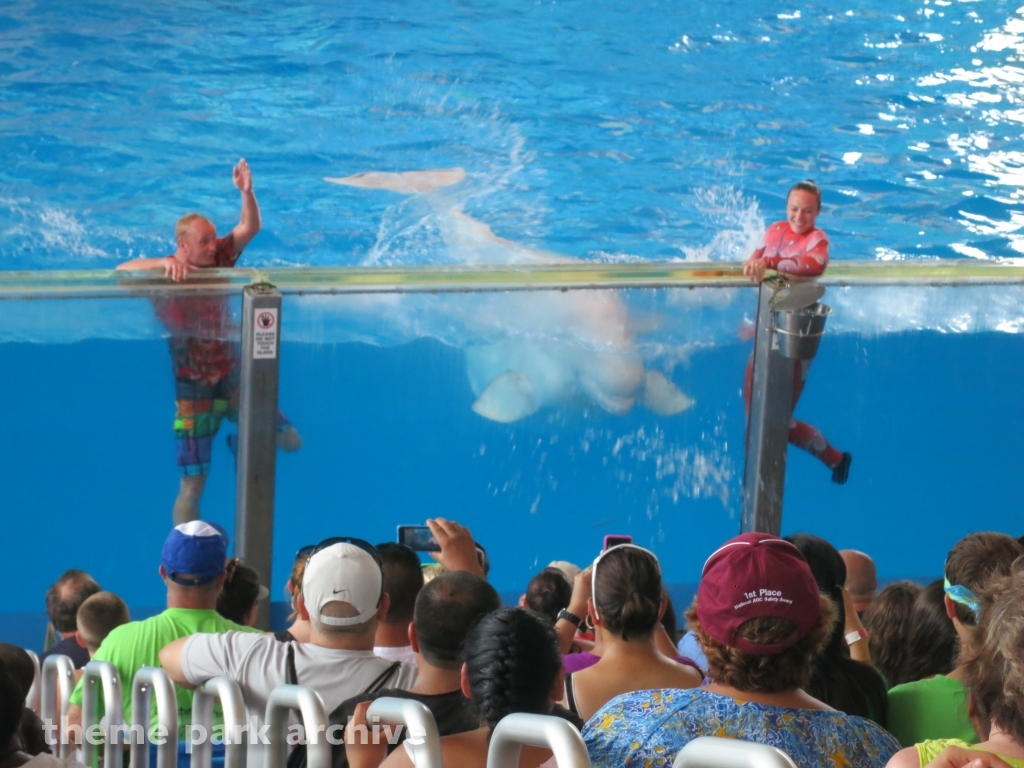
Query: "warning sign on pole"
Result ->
[[253, 307, 279, 359]]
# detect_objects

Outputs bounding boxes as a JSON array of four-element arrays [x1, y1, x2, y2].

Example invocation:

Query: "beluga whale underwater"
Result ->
[[325, 168, 694, 424]]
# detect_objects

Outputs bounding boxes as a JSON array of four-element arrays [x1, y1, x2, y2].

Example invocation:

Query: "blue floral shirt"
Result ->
[[583, 689, 900, 768]]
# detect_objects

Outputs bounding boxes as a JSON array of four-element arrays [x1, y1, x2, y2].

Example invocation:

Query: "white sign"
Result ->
[[253, 307, 279, 359]]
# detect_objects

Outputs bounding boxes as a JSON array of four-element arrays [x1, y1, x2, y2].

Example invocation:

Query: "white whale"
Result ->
[[326, 168, 694, 423]]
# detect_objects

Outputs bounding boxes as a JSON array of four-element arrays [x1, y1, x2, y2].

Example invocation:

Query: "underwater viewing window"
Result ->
[[1, 259, 1023, 618]]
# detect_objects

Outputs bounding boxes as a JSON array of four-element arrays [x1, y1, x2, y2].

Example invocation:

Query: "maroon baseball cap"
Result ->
[[696, 532, 821, 655]]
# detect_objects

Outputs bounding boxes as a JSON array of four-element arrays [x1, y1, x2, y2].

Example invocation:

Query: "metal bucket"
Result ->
[[773, 302, 831, 360]]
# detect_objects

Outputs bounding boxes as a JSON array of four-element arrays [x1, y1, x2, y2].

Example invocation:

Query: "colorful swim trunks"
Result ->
[[173, 376, 238, 476]]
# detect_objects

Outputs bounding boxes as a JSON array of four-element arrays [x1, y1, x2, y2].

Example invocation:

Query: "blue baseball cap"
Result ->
[[161, 521, 229, 587]]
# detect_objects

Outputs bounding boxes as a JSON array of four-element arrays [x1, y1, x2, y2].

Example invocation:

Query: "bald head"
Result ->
[[840, 550, 877, 613]]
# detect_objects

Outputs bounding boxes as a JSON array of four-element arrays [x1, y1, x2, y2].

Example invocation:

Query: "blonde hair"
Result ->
[[175, 213, 211, 242], [422, 564, 446, 584]]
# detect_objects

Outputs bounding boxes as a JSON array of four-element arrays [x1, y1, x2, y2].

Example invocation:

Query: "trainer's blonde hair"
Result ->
[[175, 213, 212, 242]]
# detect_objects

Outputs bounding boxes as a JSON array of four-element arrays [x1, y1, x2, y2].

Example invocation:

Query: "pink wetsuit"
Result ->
[[743, 221, 843, 470]]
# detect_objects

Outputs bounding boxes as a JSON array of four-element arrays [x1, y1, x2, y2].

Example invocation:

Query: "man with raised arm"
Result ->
[[117, 160, 299, 524]]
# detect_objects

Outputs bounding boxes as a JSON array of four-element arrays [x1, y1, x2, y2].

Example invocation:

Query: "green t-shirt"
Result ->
[[917, 739, 1024, 768], [69, 607, 260, 740], [887, 675, 977, 748]]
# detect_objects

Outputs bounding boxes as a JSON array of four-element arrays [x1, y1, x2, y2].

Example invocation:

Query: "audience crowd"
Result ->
[[3, 518, 1024, 768]]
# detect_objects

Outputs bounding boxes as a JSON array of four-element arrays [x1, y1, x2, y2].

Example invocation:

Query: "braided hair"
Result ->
[[464, 607, 563, 732]]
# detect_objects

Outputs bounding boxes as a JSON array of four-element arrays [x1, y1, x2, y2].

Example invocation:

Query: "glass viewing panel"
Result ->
[[0, 293, 244, 616], [2, 276, 1023, 620]]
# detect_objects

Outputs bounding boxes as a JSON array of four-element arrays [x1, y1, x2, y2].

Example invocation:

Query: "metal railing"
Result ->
[[365, 697, 443, 768], [130, 667, 179, 768], [264, 685, 330, 768], [25, 649, 41, 715], [487, 713, 591, 768], [80, 660, 125, 768], [3, 259, 1024, 300], [672, 737, 799, 768], [191, 676, 248, 768], [40, 654, 76, 759]]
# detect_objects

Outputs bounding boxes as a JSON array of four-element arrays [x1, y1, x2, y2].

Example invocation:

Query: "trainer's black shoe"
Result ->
[[831, 452, 852, 485]]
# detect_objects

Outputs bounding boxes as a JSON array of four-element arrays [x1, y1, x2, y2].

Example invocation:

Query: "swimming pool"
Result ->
[[2, 0, 1023, 639]]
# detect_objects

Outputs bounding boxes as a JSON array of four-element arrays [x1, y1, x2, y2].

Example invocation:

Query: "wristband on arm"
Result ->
[[845, 628, 868, 645]]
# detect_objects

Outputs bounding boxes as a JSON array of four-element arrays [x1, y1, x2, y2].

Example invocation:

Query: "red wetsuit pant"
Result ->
[[744, 354, 842, 469]]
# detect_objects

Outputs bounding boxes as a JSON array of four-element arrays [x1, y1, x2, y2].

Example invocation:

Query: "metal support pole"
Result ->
[[487, 713, 592, 768], [672, 736, 798, 768], [191, 676, 248, 768], [40, 654, 76, 758], [741, 278, 795, 535], [235, 283, 282, 629], [366, 697, 443, 768], [130, 667, 179, 768], [80, 660, 125, 768], [265, 685, 331, 768]]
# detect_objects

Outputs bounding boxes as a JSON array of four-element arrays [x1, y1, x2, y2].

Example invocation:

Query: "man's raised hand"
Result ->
[[233, 158, 253, 194], [427, 517, 485, 577]]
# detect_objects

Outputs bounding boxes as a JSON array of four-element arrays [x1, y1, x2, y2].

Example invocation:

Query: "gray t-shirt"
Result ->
[[182, 631, 418, 766]]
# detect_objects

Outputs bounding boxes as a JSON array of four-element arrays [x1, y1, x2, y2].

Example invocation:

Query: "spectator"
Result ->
[[65, 521, 258, 741], [886, 566, 1024, 768], [584, 533, 899, 768], [161, 538, 417, 768], [842, 550, 879, 616], [519, 567, 572, 624], [297, 571, 501, 768], [0, 659, 32, 768], [548, 560, 582, 582], [274, 545, 313, 643], [0, 645, 48, 757], [75, 592, 130, 656], [787, 533, 888, 726], [864, 581, 921, 688], [216, 559, 269, 627], [559, 545, 702, 720], [887, 533, 1024, 748], [900, 580, 958, 685], [421, 564, 445, 584], [39, 571, 101, 670], [346, 607, 578, 768], [373, 544, 424, 665], [676, 627, 709, 673]]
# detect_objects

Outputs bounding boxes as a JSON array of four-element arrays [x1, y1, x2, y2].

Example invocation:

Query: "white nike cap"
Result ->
[[302, 543, 383, 627]]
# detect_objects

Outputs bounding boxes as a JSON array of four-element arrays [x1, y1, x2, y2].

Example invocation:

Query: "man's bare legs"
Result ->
[[173, 475, 206, 525]]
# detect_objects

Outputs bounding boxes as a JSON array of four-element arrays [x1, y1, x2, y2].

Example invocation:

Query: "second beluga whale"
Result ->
[[325, 168, 694, 423]]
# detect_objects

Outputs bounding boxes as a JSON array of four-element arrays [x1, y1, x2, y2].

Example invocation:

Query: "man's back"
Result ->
[[180, 632, 417, 729], [333, 687, 478, 767], [69, 607, 256, 739]]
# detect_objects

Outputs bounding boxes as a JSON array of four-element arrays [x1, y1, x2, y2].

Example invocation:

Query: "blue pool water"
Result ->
[[2, 0, 1024, 641]]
